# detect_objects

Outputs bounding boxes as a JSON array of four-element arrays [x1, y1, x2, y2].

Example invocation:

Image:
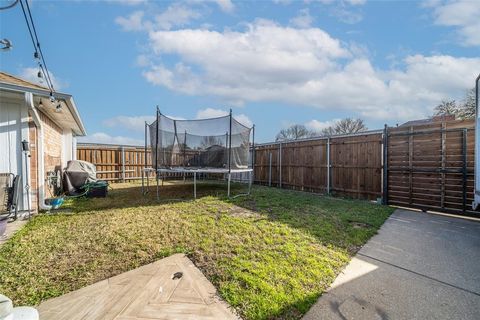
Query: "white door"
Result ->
[[0, 97, 28, 211]]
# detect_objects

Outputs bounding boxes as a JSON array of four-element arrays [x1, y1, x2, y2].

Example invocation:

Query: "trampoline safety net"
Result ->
[[148, 112, 252, 170]]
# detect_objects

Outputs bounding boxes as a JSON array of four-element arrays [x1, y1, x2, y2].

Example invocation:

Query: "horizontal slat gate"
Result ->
[[386, 120, 475, 215]]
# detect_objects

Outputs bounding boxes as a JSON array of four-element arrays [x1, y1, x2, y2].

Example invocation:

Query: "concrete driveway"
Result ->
[[303, 209, 480, 320]]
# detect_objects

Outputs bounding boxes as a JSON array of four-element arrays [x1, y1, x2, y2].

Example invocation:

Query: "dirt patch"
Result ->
[[350, 221, 371, 229], [242, 199, 258, 211], [228, 206, 261, 218]]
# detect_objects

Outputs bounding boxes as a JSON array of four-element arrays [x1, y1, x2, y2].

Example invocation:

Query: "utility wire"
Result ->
[[24, 0, 55, 93], [0, 0, 19, 11], [19, 0, 55, 94]]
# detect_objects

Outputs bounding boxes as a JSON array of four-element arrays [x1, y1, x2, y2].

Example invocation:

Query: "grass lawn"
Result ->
[[0, 182, 393, 319]]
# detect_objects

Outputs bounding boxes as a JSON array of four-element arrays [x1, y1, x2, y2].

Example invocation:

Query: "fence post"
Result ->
[[279, 143, 282, 188], [462, 129, 467, 213], [441, 122, 446, 208], [382, 124, 389, 205], [268, 152, 272, 187], [408, 126, 413, 204], [252, 125, 256, 185], [121, 146, 126, 182], [327, 137, 331, 195]]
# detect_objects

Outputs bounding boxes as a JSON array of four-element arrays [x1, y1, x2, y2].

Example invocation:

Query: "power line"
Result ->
[[19, 0, 55, 95], [0, 0, 19, 11], [24, 0, 54, 93]]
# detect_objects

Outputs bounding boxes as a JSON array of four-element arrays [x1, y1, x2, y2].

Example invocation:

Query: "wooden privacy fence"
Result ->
[[76, 144, 150, 181], [77, 119, 477, 216], [386, 119, 475, 215], [254, 132, 383, 200]]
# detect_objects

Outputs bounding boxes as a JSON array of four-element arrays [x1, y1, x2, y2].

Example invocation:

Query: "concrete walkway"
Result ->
[[303, 209, 480, 320], [38, 254, 239, 320], [0, 219, 27, 246]]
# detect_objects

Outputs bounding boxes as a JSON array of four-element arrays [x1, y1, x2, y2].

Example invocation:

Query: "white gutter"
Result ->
[[26, 92, 52, 211]]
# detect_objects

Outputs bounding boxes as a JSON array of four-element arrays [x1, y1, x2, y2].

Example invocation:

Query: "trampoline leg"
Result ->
[[146, 170, 150, 193], [248, 171, 252, 195], [227, 173, 231, 197], [194, 172, 197, 199], [156, 173, 159, 200]]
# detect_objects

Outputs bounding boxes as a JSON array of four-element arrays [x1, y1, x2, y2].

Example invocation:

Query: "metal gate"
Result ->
[[384, 120, 476, 216]]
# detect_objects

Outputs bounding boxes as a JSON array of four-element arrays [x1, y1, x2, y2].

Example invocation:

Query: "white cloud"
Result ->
[[431, 0, 480, 46], [305, 119, 341, 132], [196, 107, 229, 118], [289, 8, 313, 28], [19, 67, 65, 91], [154, 4, 201, 30], [330, 6, 363, 24], [234, 114, 253, 127], [309, 0, 365, 24], [115, 4, 201, 32], [115, 11, 145, 31], [77, 132, 144, 146], [106, 0, 147, 5], [209, 0, 235, 13], [145, 20, 350, 93], [187, 0, 235, 13], [103, 115, 155, 132], [311, 0, 366, 5], [196, 108, 253, 127], [345, 0, 366, 5], [132, 17, 478, 123], [136, 54, 151, 67]]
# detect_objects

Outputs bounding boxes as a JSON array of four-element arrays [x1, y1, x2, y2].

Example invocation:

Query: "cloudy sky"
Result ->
[[1, 0, 479, 143]]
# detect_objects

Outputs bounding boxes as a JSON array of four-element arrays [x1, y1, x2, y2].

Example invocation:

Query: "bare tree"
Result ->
[[321, 118, 368, 136], [433, 100, 458, 117], [433, 88, 476, 120], [276, 124, 315, 141], [458, 88, 475, 119]]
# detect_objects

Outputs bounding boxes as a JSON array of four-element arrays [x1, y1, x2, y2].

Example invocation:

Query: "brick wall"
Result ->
[[39, 111, 63, 199], [28, 119, 38, 212]]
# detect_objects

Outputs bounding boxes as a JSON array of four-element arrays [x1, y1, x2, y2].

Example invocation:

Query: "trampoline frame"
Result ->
[[141, 107, 255, 200]]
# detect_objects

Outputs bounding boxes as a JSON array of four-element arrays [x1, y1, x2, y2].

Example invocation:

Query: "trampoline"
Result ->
[[142, 108, 255, 199]]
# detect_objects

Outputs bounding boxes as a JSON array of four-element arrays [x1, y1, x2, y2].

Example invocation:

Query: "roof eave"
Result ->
[[0, 81, 87, 136]]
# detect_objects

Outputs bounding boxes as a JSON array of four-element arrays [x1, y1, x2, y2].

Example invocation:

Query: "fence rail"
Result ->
[[386, 119, 475, 215], [76, 144, 150, 182], [77, 119, 477, 217], [253, 132, 383, 200]]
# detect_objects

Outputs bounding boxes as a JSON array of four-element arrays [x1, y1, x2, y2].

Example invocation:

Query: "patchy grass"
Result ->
[[0, 182, 393, 319]]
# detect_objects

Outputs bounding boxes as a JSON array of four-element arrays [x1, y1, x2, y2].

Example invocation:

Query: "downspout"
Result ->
[[26, 92, 52, 210]]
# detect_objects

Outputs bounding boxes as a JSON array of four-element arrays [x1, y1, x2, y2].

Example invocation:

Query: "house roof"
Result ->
[[0, 71, 86, 136], [400, 118, 433, 127], [0, 71, 50, 91], [400, 115, 456, 127]]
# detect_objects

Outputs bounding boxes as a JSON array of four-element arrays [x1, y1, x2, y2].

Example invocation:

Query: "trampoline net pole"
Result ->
[[228, 109, 232, 173], [252, 124, 255, 185], [194, 172, 197, 199], [156, 172, 159, 200], [142, 121, 147, 194], [228, 173, 231, 197]]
